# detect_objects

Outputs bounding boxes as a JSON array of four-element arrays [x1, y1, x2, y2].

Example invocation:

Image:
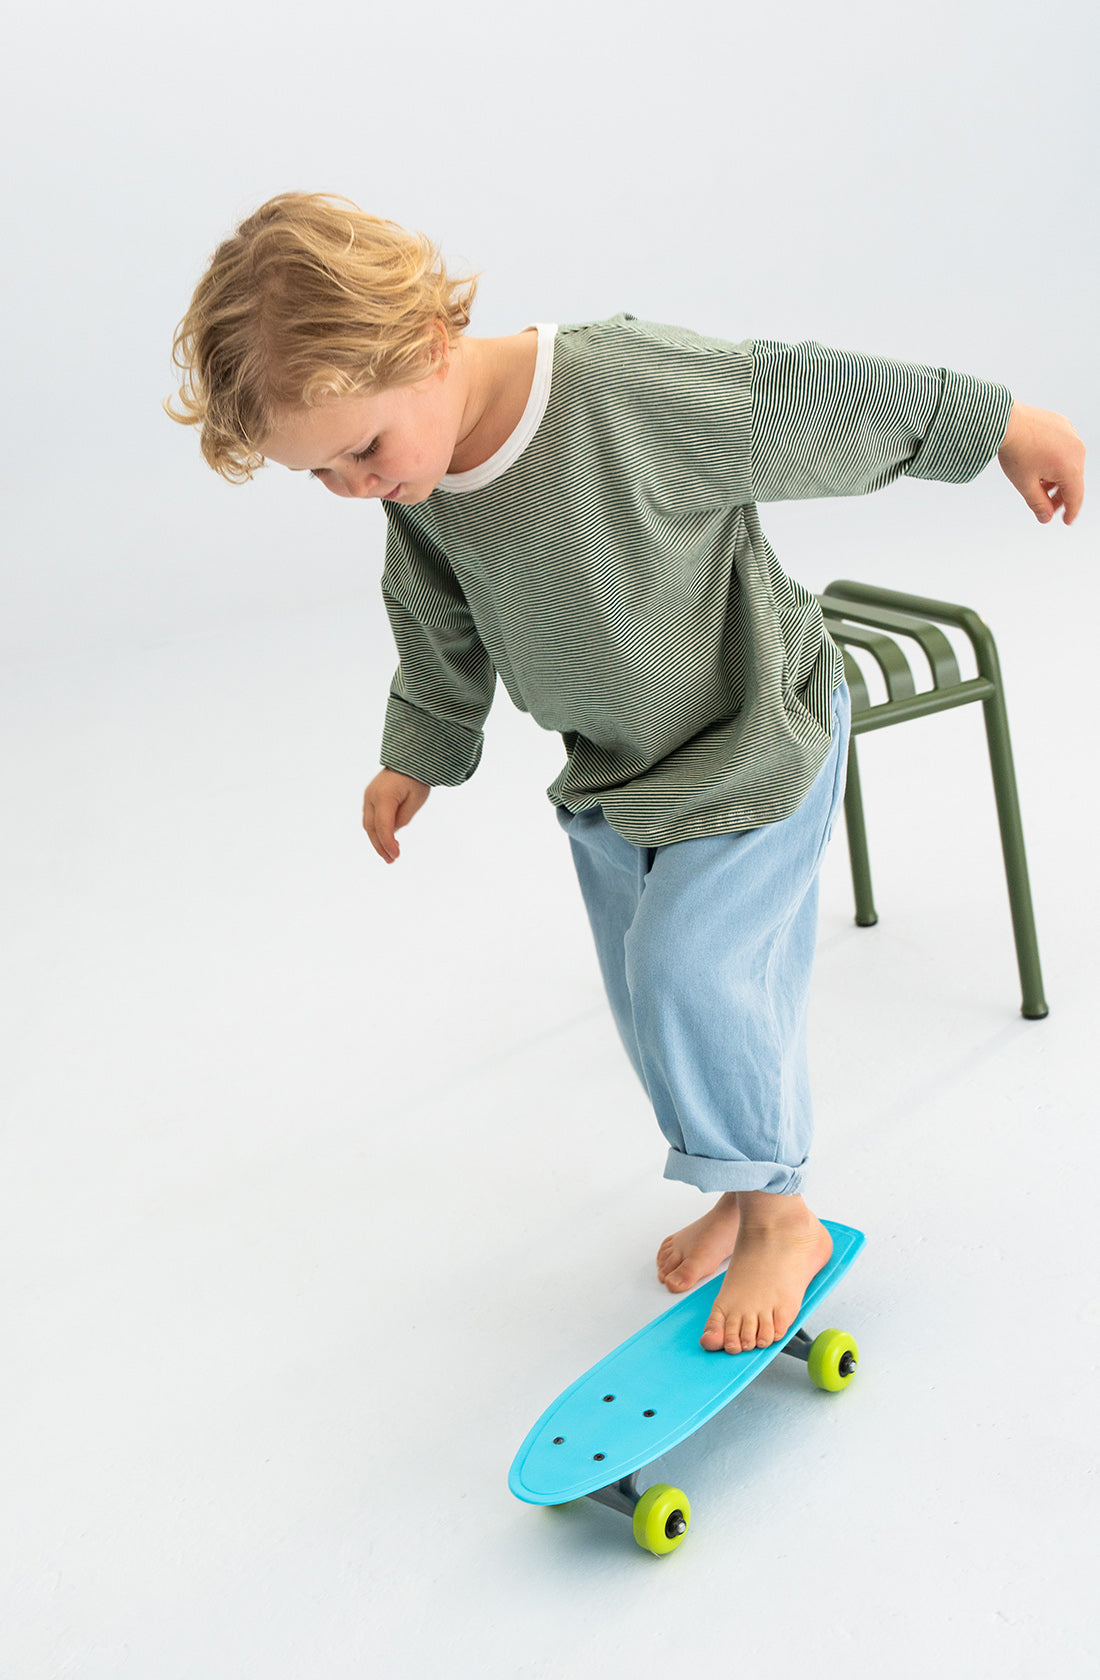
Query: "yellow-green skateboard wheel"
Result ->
[[807, 1328, 859, 1391], [632, 1484, 691, 1555]]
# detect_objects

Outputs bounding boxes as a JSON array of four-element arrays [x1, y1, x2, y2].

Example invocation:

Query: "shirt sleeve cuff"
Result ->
[[381, 693, 484, 785], [905, 369, 1014, 485]]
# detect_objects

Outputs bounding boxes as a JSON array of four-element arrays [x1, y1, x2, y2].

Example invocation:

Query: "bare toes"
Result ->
[[754, 1315, 776, 1349], [730, 1314, 757, 1354], [700, 1312, 725, 1351]]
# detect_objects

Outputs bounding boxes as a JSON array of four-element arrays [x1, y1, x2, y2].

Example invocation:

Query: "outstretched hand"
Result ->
[[998, 402, 1085, 525]]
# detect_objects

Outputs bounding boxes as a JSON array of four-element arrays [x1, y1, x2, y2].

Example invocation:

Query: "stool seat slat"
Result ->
[[821, 622, 917, 702], [820, 593, 963, 689]]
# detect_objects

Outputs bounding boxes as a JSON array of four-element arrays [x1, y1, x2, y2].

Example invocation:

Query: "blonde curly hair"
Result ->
[[166, 193, 479, 483]]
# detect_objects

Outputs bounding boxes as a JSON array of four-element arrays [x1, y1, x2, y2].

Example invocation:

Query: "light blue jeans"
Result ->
[[557, 684, 850, 1196]]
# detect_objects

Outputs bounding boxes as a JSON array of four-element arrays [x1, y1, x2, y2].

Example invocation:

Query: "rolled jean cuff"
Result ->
[[663, 1148, 807, 1196]]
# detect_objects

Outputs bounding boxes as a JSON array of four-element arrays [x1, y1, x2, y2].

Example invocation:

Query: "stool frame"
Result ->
[[819, 579, 1048, 1020]]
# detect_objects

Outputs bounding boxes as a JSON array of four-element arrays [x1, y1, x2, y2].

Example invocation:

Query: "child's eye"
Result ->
[[307, 441, 376, 482]]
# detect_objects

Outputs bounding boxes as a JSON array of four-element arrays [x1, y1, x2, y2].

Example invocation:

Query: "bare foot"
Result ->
[[699, 1193, 832, 1354], [657, 1193, 741, 1294]]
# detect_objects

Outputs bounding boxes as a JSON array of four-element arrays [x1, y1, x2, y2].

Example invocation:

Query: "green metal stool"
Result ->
[[819, 579, 1048, 1020]]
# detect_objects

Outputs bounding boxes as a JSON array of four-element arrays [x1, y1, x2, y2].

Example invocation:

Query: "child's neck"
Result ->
[[448, 329, 539, 475]]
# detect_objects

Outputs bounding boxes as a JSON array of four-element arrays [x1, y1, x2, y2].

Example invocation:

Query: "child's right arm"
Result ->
[[364, 512, 496, 866], [362, 768, 431, 864]]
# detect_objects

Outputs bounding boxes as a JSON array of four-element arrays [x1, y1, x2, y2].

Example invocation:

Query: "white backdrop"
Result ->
[[2, 0, 1095, 670]]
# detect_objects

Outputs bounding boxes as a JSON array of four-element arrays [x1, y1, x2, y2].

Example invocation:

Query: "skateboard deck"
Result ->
[[509, 1218, 864, 1549]]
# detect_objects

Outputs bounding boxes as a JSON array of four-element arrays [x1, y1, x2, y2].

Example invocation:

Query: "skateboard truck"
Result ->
[[784, 1326, 858, 1377], [588, 1472, 688, 1544], [588, 1471, 643, 1519]]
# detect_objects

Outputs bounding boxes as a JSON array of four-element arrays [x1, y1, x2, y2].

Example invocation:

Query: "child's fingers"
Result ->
[[362, 791, 401, 863], [1041, 480, 1068, 522], [1056, 472, 1084, 525], [1009, 463, 1083, 525], [1037, 474, 1083, 525]]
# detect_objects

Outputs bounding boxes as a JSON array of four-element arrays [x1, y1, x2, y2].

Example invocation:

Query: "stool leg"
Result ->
[[843, 737, 878, 928], [981, 688, 1049, 1019]]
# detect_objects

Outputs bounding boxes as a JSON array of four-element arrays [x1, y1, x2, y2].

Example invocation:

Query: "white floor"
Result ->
[[3, 567, 1098, 1679]]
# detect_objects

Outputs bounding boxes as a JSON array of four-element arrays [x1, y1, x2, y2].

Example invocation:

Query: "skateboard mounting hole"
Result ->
[[593, 1453, 606, 1461], [603, 1394, 615, 1403], [553, 1437, 565, 1445], [644, 1410, 655, 1418]]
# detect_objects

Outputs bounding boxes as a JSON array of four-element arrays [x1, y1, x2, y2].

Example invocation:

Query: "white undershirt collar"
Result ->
[[437, 323, 557, 493]]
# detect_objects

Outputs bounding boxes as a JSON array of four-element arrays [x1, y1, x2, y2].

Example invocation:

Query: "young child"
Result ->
[[168, 193, 1084, 1356]]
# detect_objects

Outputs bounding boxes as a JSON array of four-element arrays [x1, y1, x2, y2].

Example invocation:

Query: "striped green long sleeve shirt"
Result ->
[[380, 315, 1012, 845]]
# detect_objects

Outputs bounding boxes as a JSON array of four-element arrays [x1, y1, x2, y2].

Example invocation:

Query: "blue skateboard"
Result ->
[[509, 1219, 865, 1554]]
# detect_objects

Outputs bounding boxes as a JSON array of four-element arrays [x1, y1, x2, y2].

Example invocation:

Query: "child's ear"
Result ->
[[429, 319, 451, 373]]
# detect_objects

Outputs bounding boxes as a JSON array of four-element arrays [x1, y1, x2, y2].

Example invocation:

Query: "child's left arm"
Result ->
[[745, 341, 1085, 525], [997, 402, 1085, 525]]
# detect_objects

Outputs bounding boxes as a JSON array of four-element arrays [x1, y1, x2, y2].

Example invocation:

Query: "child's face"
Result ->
[[261, 360, 460, 505]]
